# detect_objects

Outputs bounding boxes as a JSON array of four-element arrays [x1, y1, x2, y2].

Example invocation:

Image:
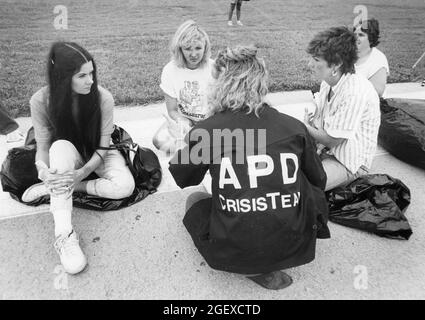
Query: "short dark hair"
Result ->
[[358, 18, 380, 47], [307, 26, 358, 75]]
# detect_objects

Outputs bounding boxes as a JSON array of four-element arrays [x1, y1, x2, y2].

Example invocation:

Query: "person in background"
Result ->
[[354, 18, 389, 97], [0, 105, 24, 142], [22, 42, 135, 274], [169, 45, 330, 290], [306, 26, 381, 191], [153, 20, 214, 155], [228, 0, 244, 26]]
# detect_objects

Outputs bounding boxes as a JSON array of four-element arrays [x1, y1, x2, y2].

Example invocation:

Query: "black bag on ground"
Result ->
[[379, 98, 425, 170], [0, 125, 162, 211], [326, 174, 412, 240]]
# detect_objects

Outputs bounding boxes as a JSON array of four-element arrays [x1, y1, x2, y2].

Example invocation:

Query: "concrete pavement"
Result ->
[[1, 83, 424, 299]]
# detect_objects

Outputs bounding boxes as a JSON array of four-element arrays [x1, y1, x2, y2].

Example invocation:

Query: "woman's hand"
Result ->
[[304, 107, 315, 126], [40, 168, 74, 195], [167, 115, 192, 139], [70, 168, 86, 187]]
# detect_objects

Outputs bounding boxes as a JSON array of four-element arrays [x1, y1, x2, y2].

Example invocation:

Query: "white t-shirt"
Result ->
[[355, 47, 389, 79], [160, 59, 214, 122]]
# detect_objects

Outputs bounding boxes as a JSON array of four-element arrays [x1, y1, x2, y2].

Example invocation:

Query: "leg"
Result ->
[[49, 140, 87, 274], [152, 120, 178, 155], [185, 191, 211, 212], [236, 0, 242, 21], [321, 155, 357, 191], [228, 1, 236, 22], [49, 140, 85, 236], [89, 149, 135, 199]]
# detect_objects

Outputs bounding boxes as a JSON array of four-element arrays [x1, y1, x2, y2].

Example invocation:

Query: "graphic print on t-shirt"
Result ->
[[178, 80, 205, 121]]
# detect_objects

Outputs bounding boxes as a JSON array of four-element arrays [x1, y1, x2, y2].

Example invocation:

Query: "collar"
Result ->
[[330, 73, 350, 95]]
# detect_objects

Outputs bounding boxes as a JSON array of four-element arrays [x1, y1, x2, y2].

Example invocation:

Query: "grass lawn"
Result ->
[[1, 0, 424, 117]]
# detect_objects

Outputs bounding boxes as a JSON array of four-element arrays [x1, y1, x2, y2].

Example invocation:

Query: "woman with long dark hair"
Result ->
[[23, 42, 135, 274]]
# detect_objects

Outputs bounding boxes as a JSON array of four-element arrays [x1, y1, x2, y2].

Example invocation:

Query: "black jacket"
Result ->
[[169, 105, 330, 274]]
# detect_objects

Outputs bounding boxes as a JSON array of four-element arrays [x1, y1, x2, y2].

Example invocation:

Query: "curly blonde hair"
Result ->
[[170, 20, 211, 69], [209, 45, 269, 117]]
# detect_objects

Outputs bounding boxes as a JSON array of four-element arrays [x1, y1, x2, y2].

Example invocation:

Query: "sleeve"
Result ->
[[323, 92, 364, 140], [99, 88, 114, 137], [314, 81, 327, 112], [300, 131, 327, 190], [159, 63, 177, 99], [168, 128, 209, 188], [30, 89, 52, 144], [368, 49, 390, 78]]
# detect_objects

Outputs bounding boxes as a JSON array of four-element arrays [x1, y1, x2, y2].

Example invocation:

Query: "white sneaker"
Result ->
[[6, 129, 25, 143], [54, 230, 87, 275], [237, 20, 243, 26], [228, 21, 233, 26], [22, 182, 48, 202]]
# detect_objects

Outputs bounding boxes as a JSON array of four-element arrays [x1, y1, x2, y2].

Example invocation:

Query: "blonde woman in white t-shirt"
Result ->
[[153, 20, 214, 155], [354, 18, 389, 97]]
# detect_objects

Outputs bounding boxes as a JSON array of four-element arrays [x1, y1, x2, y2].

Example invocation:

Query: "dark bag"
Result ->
[[379, 98, 425, 170], [0, 105, 19, 135], [0, 125, 162, 211], [102, 125, 162, 193], [326, 174, 412, 240]]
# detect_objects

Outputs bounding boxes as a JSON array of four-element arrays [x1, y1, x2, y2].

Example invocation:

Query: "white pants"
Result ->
[[321, 154, 368, 191], [49, 140, 135, 213]]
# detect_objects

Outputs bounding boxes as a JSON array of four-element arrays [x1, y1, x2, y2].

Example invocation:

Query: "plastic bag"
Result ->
[[0, 126, 162, 211], [326, 174, 412, 240], [379, 98, 425, 170]]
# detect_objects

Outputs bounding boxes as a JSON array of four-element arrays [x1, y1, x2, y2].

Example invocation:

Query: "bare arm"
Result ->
[[164, 93, 181, 121], [72, 134, 110, 183], [35, 141, 51, 169], [305, 124, 345, 149], [368, 67, 387, 97]]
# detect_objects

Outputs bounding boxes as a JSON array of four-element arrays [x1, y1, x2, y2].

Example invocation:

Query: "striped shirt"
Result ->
[[313, 73, 380, 174]]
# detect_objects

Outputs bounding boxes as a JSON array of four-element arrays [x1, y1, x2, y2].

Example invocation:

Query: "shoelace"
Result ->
[[54, 232, 80, 256]]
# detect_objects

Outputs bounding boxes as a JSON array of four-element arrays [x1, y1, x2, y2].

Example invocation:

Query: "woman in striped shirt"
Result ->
[[306, 26, 380, 191]]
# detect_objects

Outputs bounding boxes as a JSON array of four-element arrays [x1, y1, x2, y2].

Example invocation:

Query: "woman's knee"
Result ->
[[153, 127, 176, 154], [186, 192, 211, 211], [109, 173, 135, 199], [112, 170, 136, 198], [50, 139, 75, 155], [49, 140, 79, 171]]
